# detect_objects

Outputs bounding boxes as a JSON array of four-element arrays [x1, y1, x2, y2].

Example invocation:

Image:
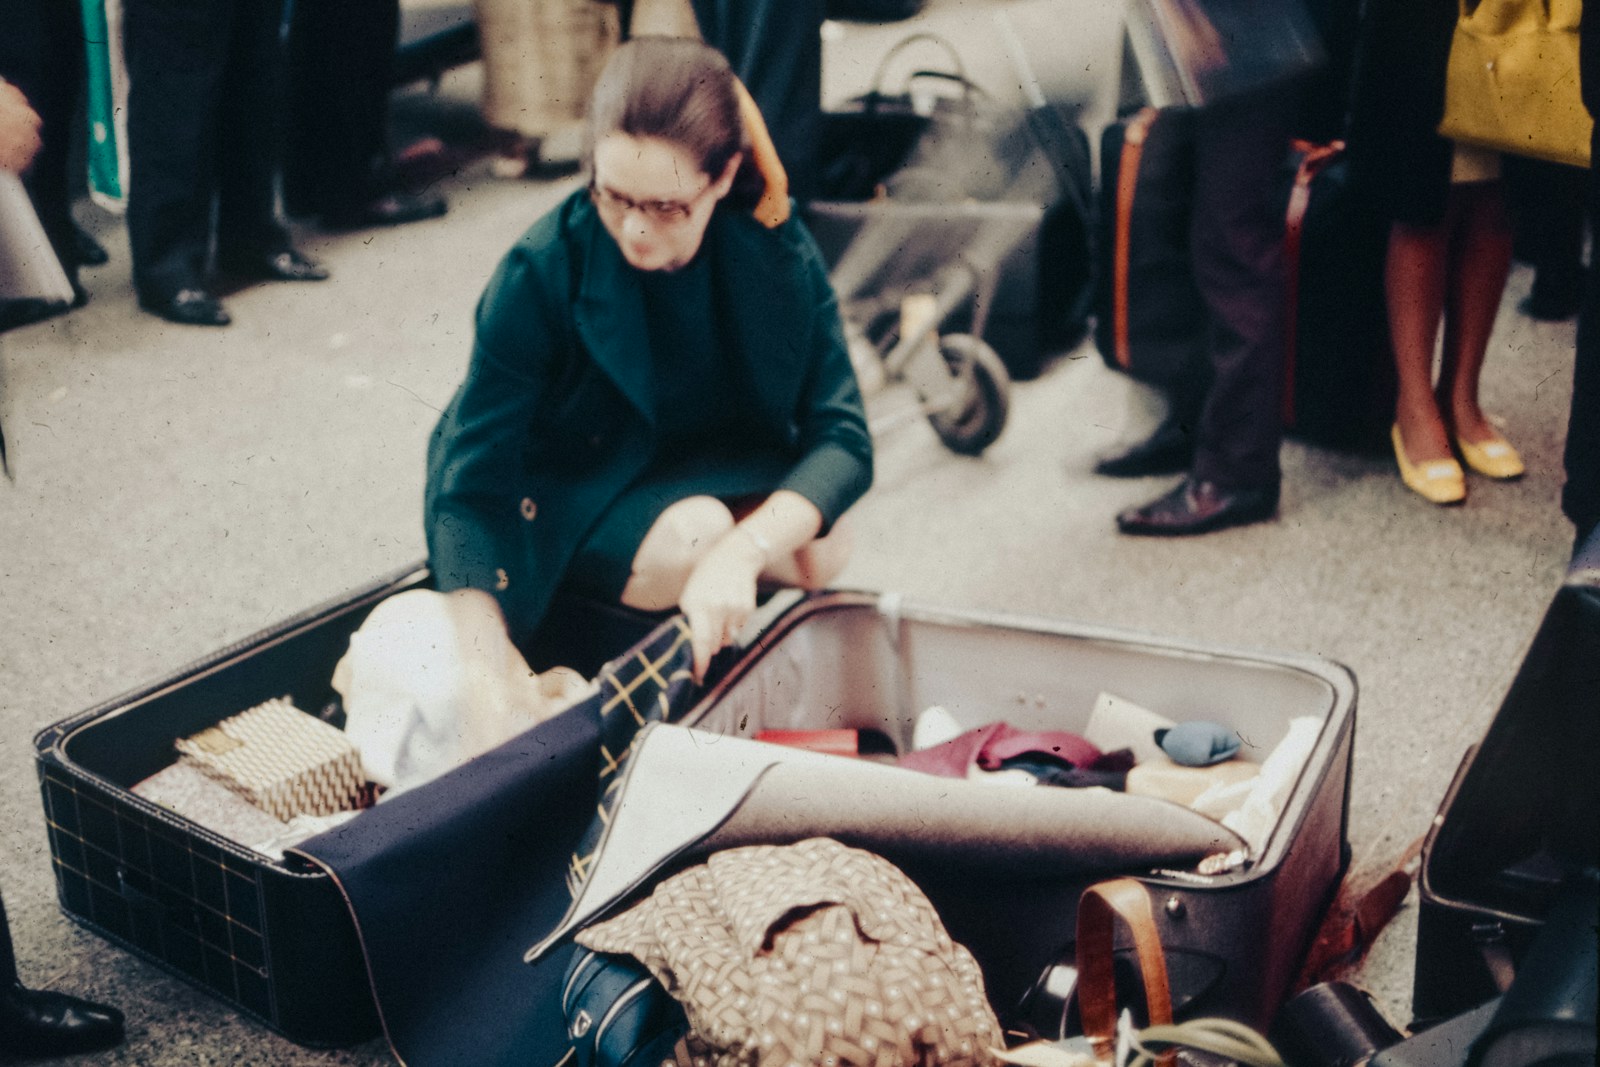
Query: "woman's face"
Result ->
[[591, 134, 740, 272]]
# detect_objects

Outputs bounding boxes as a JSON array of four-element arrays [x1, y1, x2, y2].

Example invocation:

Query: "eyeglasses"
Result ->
[[589, 177, 715, 224]]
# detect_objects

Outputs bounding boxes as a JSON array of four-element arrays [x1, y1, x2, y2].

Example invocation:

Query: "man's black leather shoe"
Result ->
[[140, 288, 231, 327], [1094, 419, 1197, 478], [1518, 286, 1583, 322], [0, 282, 87, 333], [0, 299, 68, 333], [0, 982, 126, 1058], [322, 191, 448, 231], [72, 226, 109, 267], [223, 248, 329, 282], [1116, 477, 1278, 536]]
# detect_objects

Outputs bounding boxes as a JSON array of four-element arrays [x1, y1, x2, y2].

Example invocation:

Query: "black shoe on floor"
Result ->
[[0, 275, 88, 333], [1116, 477, 1278, 536], [72, 226, 109, 267], [1094, 419, 1197, 478], [0, 982, 125, 1058], [221, 248, 329, 283], [140, 288, 231, 327], [321, 190, 448, 231], [1518, 288, 1583, 322], [0, 299, 68, 333]]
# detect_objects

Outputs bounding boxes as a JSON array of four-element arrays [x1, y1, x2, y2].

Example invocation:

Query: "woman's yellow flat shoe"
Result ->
[[1456, 431, 1524, 480], [1392, 424, 1466, 505]]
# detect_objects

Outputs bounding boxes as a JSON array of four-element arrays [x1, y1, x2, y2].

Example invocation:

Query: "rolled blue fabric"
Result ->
[[1154, 721, 1240, 766]]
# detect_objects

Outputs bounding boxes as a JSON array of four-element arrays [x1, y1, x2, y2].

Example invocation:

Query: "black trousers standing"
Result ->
[[0, 0, 85, 288], [617, 0, 823, 201], [1507, 156, 1589, 311], [1568, 149, 1600, 546], [1163, 90, 1295, 491], [1571, 30, 1600, 548], [124, 0, 293, 301], [285, 0, 399, 219], [0, 887, 17, 986]]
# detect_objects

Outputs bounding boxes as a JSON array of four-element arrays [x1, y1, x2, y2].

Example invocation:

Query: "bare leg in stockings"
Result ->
[[1437, 181, 1514, 446], [1385, 180, 1514, 464], [1387, 215, 1453, 463]]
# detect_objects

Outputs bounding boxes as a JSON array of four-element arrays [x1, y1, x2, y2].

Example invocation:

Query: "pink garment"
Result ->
[[897, 722, 1102, 778]]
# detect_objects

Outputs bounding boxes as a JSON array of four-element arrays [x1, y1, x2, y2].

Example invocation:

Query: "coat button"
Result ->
[[519, 497, 537, 521], [494, 568, 510, 591]]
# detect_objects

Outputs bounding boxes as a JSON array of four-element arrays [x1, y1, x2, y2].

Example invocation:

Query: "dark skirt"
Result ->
[[1345, 0, 1458, 227], [565, 448, 792, 599]]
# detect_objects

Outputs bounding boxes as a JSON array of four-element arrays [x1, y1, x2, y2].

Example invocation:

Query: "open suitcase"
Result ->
[[35, 567, 1353, 1055], [1411, 531, 1600, 1029], [672, 592, 1354, 1028]]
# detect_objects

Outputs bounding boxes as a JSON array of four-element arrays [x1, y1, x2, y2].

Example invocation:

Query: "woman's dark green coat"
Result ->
[[424, 189, 873, 639]]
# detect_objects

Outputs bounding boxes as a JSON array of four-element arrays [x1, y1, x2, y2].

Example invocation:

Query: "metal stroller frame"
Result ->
[[806, 23, 1093, 455]]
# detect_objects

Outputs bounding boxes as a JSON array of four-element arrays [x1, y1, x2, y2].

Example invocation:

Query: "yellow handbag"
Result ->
[[1438, 0, 1591, 168]]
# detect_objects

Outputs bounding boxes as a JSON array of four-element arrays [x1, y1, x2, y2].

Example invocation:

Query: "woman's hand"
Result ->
[[679, 527, 766, 683], [442, 587, 556, 751]]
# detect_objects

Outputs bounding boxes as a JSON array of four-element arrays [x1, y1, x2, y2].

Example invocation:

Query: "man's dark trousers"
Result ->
[[0, 0, 86, 287], [124, 0, 294, 301], [1571, 25, 1600, 547], [1166, 89, 1295, 491], [1569, 148, 1600, 545], [285, 0, 400, 220], [689, 0, 823, 203], [0, 887, 15, 985]]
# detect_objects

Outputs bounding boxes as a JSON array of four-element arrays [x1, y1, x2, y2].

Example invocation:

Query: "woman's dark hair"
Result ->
[[584, 36, 765, 208]]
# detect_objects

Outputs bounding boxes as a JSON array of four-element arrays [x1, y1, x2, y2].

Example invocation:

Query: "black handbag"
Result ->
[[817, 33, 1012, 204], [1276, 141, 1396, 455], [560, 948, 688, 1067], [814, 32, 1095, 379]]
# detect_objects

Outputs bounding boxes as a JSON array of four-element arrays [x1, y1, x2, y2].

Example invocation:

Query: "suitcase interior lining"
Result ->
[[684, 594, 1344, 862], [60, 598, 388, 792]]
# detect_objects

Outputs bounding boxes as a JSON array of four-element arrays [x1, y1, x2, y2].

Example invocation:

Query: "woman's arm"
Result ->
[[677, 222, 873, 679], [768, 221, 874, 530], [424, 234, 563, 629], [677, 489, 823, 678]]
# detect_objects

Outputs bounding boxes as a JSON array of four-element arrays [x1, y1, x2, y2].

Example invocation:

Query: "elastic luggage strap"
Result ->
[[1114, 108, 1161, 372], [1076, 878, 1174, 1067], [1281, 140, 1345, 428]]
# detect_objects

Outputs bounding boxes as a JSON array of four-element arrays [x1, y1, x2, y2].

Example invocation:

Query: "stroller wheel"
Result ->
[[928, 334, 1010, 455]]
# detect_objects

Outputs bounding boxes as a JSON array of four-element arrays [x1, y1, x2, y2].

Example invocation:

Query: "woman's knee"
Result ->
[[624, 496, 735, 608], [650, 496, 736, 567]]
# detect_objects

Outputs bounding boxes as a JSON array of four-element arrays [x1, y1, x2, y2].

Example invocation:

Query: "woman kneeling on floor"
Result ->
[[411, 36, 872, 755]]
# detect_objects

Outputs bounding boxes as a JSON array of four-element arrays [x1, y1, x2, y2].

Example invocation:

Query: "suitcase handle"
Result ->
[[867, 31, 979, 103], [1280, 140, 1346, 427], [1076, 878, 1175, 1066], [1112, 108, 1161, 373]]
